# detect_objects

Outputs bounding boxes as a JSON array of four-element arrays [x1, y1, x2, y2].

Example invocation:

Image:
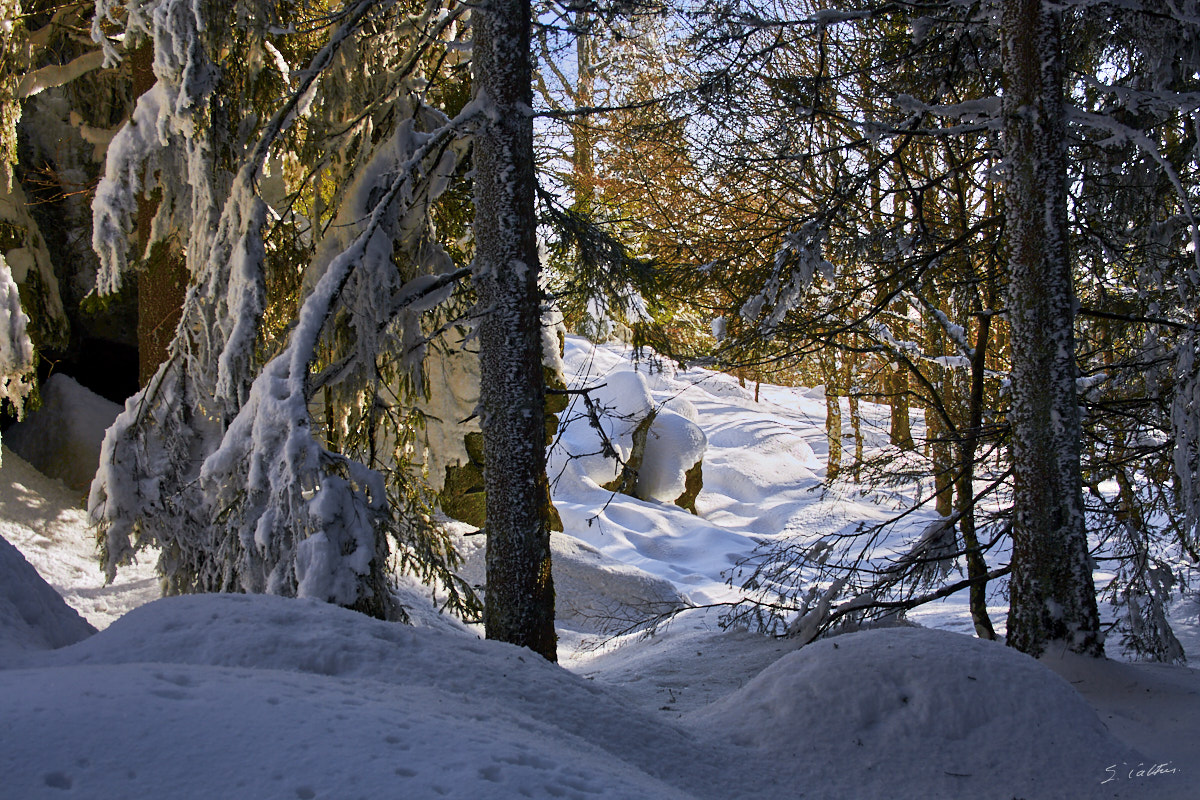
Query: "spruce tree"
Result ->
[[999, 0, 1102, 657], [473, 0, 558, 661]]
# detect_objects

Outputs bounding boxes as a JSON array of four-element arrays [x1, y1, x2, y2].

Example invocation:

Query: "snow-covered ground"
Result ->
[[1, 337, 1197, 798]]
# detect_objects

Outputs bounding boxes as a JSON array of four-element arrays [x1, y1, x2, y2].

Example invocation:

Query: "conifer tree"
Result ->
[[85, 0, 480, 621], [474, 0, 558, 661], [1001, 0, 1102, 657]]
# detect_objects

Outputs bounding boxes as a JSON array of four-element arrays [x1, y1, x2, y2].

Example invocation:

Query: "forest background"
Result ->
[[1, 0, 1199, 665]]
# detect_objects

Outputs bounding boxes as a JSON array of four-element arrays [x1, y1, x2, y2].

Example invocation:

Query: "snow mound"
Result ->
[[455, 530, 689, 634], [701, 419, 820, 513], [33, 594, 684, 732], [0, 659, 696, 800], [551, 534, 689, 633], [0, 534, 95, 660], [38, 593, 487, 682], [5, 373, 122, 490], [690, 627, 1147, 799], [692, 371, 753, 400], [14, 594, 717, 799]]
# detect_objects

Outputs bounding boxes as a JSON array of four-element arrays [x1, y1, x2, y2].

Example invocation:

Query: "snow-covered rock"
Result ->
[[548, 368, 655, 488], [661, 395, 700, 424], [417, 311, 570, 529], [550, 367, 707, 511], [5, 373, 121, 491], [636, 410, 706, 505]]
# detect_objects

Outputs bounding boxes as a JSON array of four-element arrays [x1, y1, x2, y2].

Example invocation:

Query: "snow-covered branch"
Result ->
[[187, 98, 481, 605], [894, 94, 1001, 126], [739, 220, 835, 331], [16, 49, 106, 98], [87, 0, 481, 615]]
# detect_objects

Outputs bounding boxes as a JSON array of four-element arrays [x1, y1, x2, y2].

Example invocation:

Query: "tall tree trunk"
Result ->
[[957, 312, 995, 639], [572, 11, 596, 214], [1002, 0, 1102, 658], [883, 199, 914, 452], [132, 45, 187, 386], [472, 0, 557, 661], [886, 315, 915, 452], [822, 349, 842, 481]]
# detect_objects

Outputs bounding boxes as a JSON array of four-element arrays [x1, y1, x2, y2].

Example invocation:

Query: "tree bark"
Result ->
[[887, 326, 915, 451], [571, 11, 596, 214], [472, 0, 557, 661], [821, 349, 842, 480], [844, 342, 863, 480], [925, 316, 955, 519], [132, 44, 187, 386], [1001, 0, 1102, 657]]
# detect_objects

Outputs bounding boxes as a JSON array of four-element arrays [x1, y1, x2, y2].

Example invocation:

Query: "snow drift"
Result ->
[[0, 533, 94, 659], [3, 595, 1173, 799], [692, 626, 1147, 798]]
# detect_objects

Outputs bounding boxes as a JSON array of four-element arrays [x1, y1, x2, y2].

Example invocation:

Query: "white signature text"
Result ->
[[1101, 762, 1178, 784]]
